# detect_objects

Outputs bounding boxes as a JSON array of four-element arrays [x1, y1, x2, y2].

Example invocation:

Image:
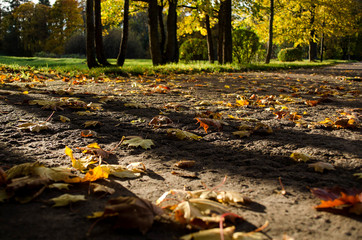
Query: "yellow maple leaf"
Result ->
[[65, 146, 85, 171]]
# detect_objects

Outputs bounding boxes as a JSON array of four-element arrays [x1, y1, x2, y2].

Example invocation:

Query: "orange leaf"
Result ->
[[195, 118, 222, 133], [82, 166, 109, 182]]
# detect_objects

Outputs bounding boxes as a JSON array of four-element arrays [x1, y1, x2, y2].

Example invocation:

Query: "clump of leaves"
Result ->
[[311, 187, 362, 215]]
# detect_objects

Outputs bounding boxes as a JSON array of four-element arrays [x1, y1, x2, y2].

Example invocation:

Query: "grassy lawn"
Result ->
[[0, 55, 351, 76]]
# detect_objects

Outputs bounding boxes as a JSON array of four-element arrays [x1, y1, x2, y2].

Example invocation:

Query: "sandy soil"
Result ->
[[0, 62, 361, 240]]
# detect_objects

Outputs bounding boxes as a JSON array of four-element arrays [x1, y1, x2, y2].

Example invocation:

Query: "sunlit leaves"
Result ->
[[195, 118, 223, 133]]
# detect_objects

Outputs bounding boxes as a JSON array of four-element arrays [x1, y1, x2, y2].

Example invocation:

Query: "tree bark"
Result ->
[[217, 2, 225, 64], [117, 0, 129, 66], [206, 14, 214, 63], [148, 0, 163, 65], [94, 0, 110, 66], [309, 4, 317, 61], [165, 0, 179, 63], [222, 0, 232, 64], [158, 2, 166, 56], [86, 0, 98, 68], [265, 0, 274, 64]]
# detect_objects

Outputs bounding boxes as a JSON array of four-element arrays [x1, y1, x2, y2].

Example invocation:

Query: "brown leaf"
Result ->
[[0, 167, 7, 186], [195, 118, 222, 133], [149, 115, 173, 128], [102, 196, 164, 234], [174, 160, 196, 168]]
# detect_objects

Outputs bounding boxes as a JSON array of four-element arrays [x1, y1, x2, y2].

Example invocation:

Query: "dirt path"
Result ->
[[0, 62, 361, 240]]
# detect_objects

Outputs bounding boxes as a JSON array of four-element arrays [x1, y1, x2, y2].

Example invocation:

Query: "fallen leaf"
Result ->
[[50, 194, 86, 207], [65, 146, 86, 171], [290, 152, 310, 162], [233, 130, 252, 138], [311, 188, 362, 215], [216, 191, 252, 205], [308, 162, 335, 173], [167, 128, 202, 141], [48, 183, 70, 190], [0, 167, 6, 186], [149, 115, 173, 128], [353, 173, 362, 179], [91, 183, 115, 195], [180, 226, 235, 240], [17, 121, 51, 132], [59, 115, 70, 122], [195, 118, 222, 133], [80, 142, 110, 159], [97, 196, 164, 234], [175, 160, 196, 168], [122, 136, 155, 150], [81, 130, 98, 137], [83, 120, 102, 128], [82, 165, 109, 182]]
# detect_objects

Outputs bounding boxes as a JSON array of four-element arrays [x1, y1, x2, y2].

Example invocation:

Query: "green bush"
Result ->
[[232, 28, 260, 63], [179, 38, 208, 62], [278, 48, 303, 62]]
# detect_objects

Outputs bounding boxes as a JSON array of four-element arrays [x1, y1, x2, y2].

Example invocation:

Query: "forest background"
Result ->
[[0, 0, 361, 67]]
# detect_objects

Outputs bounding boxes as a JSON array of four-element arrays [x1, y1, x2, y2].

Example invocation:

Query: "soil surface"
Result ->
[[0, 62, 361, 240]]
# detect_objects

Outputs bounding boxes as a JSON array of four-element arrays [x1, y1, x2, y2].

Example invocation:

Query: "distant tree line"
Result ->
[[0, 0, 360, 68]]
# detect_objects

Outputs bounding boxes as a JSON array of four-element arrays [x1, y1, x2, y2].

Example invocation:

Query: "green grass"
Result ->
[[0, 55, 351, 77]]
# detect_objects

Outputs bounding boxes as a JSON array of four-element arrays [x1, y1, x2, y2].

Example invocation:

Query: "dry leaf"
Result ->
[[99, 196, 164, 234], [48, 183, 70, 190], [59, 115, 70, 122], [122, 136, 155, 150], [50, 194, 86, 207], [65, 146, 86, 171], [82, 165, 109, 182], [233, 130, 252, 138], [308, 162, 335, 173], [180, 226, 235, 240], [175, 160, 196, 168], [195, 118, 222, 133], [149, 115, 173, 128], [290, 152, 310, 162], [167, 128, 202, 141], [81, 130, 98, 137], [83, 120, 102, 128], [90, 183, 115, 195], [17, 121, 51, 132], [80, 142, 110, 159], [311, 188, 362, 215]]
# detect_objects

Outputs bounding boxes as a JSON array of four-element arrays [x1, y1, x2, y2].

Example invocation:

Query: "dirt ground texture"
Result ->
[[0, 62, 361, 240]]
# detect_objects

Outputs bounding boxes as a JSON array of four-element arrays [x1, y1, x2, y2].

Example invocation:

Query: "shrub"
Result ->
[[278, 48, 303, 62], [232, 28, 260, 63], [179, 38, 208, 62]]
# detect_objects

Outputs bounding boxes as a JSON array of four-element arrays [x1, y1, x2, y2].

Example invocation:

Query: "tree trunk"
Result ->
[[222, 0, 232, 64], [158, 3, 166, 57], [165, 0, 178, 63], [117, 0, 129, 66], [265, 0, 274, 64], [320, 33, 324, 62], [86, 0, 98, 68], [148, 0, 163, 65], [206, 14, 214, 63], [94, 0, 110, 66], [217, 2, 225, 64], [309, 4, 317, 61]]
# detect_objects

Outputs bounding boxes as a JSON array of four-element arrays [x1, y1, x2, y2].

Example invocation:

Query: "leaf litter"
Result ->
[[0, 64, 361, 239]]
